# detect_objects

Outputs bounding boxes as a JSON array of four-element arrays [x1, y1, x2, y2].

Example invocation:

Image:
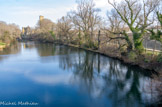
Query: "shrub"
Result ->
[[70, 40, 78, 45], [50, 31, 56, 40], [128, 51, 138, 61], [83, 41, 98, 49], [144, 58, 150, 63], [157, 52, 162, 63]]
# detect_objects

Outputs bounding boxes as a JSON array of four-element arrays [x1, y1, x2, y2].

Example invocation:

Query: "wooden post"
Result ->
[[98, 30, 101, 50], [79, 27, 81, 47]]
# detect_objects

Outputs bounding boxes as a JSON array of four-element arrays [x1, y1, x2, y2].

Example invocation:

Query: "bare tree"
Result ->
[[108, 0, 160, 53], [103, 9, 128, 51], [70, 0, 101, 45], [36, 18, 55, 33], [56, 16, 73, 43], [107, 9, 124, 33], [33, 18, 56, 41], [0, 21, 20, 43]]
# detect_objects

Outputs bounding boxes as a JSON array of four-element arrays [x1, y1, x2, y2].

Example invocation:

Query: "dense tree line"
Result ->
[[0, 21, 20, 44]]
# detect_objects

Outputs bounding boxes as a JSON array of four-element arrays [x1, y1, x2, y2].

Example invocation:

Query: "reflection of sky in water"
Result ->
[[0, 43, 71, 85], [0, 42, 160, 107]]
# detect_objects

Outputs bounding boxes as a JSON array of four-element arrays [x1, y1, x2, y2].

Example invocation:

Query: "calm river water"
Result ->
[[0, 42, 161, 107]]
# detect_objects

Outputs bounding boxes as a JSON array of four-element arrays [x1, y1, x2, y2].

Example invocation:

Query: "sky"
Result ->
[[0, 0, 112, 28]]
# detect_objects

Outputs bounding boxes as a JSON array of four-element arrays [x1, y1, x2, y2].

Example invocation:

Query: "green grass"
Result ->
[[0, 42, 6, 46], [145, 50, 160, 56]]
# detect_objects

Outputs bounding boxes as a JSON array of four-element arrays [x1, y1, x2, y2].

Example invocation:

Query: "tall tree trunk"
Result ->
[[133, 33, 144, 53]]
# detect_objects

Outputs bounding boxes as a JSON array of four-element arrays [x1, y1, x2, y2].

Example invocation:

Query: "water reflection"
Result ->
[[0, 42, 21, 61], [57, 50, 157, 106], [33, 42, 160, 106], [0, 42, 161, 107]]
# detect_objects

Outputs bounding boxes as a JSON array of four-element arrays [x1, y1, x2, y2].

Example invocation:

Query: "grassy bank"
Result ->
[[0, 42, 6, 46], [0, 42, 6, 50]]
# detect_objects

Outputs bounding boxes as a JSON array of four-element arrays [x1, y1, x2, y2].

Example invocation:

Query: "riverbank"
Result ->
[[0, 42, 6, 51], [21, 38, 162, 73], [64, 43, 162, 72]]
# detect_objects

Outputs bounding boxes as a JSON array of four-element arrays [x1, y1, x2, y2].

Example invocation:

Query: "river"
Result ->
[[0, 42, 161, 107]]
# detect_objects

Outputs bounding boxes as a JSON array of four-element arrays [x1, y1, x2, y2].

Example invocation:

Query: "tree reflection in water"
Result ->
[[1, 42, 159, 106], [0, 41, 21, 61], [49, 44, 160, 106]]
